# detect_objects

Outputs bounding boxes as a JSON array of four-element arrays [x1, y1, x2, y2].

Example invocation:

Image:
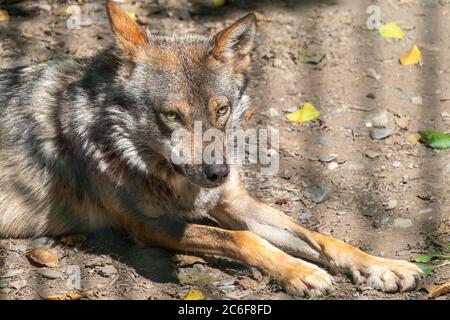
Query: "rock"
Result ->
[[318, 137, 328, 146], [13, 244, 29, 253], [267, 108, 280, 117], [367, 110, 390, 128], [365, 150, 381, 159], [419, 208, 433, 214], [319, 154, 337, 162], [395, 117, 409, 129], [304, 185, 330, 204], [411, 96, 423, 105], [366, 68, 381, 81], [327, 161, 339, 170], [442, 163, 450, 175], [98, 265, 118, 277], [0, 269, 24, 279], [31, 237, 54, 249], [441, 111, 450, 120], [387, 199, 398, 210], [85, 257, 106, 268], [0, 287, 11, 294], [394, 218, 413, 229], [218, 284, 236, 293], [273, 58, 283, 68], [361, 207, 378, 218], [370, 128, 392, 140], [37, 269, 64, 280], [298, 211, 313, 220], [9, 279, 27, 290], [237, 278, 258, 290]]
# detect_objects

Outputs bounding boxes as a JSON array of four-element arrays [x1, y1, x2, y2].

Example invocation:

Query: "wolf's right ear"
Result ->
[[211, 13, 256, 73], [107, 1, 149, 55]]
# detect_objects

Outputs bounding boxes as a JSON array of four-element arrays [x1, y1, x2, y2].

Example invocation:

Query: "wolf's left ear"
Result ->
[[107, 1, 149, 55], [211, 13, 256, 73]]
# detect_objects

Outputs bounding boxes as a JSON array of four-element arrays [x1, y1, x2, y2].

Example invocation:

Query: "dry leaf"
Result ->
[[286, 102, 321, 124], [406, 132, 420, 145], [400, 45, 422, 66], [426, 281, 450, 299], [183, 288, 206, 300], [275, 198, 288, 205], [0, 9, 10, 22], [379, 22, 404, 40], [47, 290, 83, 300], [61, 234, 87, 246], [175, 255, 206, 267], [29, 248, 59, 268]]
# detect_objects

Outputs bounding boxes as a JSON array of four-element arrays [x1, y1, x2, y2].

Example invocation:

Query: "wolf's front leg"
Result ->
[[123, 216, 332, 297], [212, 171, 422, 293]]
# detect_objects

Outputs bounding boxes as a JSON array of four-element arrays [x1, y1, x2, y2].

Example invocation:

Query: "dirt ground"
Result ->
[[0, 0, 449, 300]]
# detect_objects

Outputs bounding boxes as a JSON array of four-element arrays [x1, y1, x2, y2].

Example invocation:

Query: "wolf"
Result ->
[[0, 1, 422, 297]]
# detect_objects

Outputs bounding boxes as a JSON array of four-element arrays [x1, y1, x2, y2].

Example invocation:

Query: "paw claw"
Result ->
[[354, 258, 422, 293]]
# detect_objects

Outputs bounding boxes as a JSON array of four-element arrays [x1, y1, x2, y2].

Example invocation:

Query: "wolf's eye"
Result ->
[[164, 111, 179, 122], [216, 105, 229, 117]]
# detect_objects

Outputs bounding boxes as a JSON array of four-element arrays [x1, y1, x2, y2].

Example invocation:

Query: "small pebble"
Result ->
[[37, 269, 64, 280], [327, 161, 339, 170], [442, 163, 450, 175], [366, 93, 376, 99], [366, 68, 381, 81], [319, 154, 337, 162], [304, 185, 330, 204], [98, 265, 118, 277], [394, 218, 412, 229], [365, 150, 381, 159], [411, 96, 423, 105], [370, 128, 392, 140], [387, 199, 397, 210]]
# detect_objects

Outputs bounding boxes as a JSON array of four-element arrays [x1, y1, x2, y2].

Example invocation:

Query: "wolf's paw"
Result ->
[[351, 257, 423, 292], [280, 259, 334, 297]]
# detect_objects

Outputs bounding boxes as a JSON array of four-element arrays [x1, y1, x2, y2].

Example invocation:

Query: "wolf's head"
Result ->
[[105, 1, 256, 188]]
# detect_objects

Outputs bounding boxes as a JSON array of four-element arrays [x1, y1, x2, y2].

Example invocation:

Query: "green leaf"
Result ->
[[413, 251, 449, 263], [417, 264, 438, 276], [419, 130, 450, 150], [298, 52, 326, 65]]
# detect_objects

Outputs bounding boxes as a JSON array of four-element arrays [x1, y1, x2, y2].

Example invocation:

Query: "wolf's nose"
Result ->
[[204, 164, 230, 182]]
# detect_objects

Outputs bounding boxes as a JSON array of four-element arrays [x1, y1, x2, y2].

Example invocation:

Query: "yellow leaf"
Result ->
[[61, 234, 87, 246], [28, 249, 59, 268], [286, 103, 320, 124], [183, 288, 206, 300], [126, 11, 136, 20], [400, 45, 422, 66], [379, 22, 404, 40]]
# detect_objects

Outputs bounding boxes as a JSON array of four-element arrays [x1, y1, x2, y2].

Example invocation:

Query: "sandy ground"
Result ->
[[0, 0, 449, 300]]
